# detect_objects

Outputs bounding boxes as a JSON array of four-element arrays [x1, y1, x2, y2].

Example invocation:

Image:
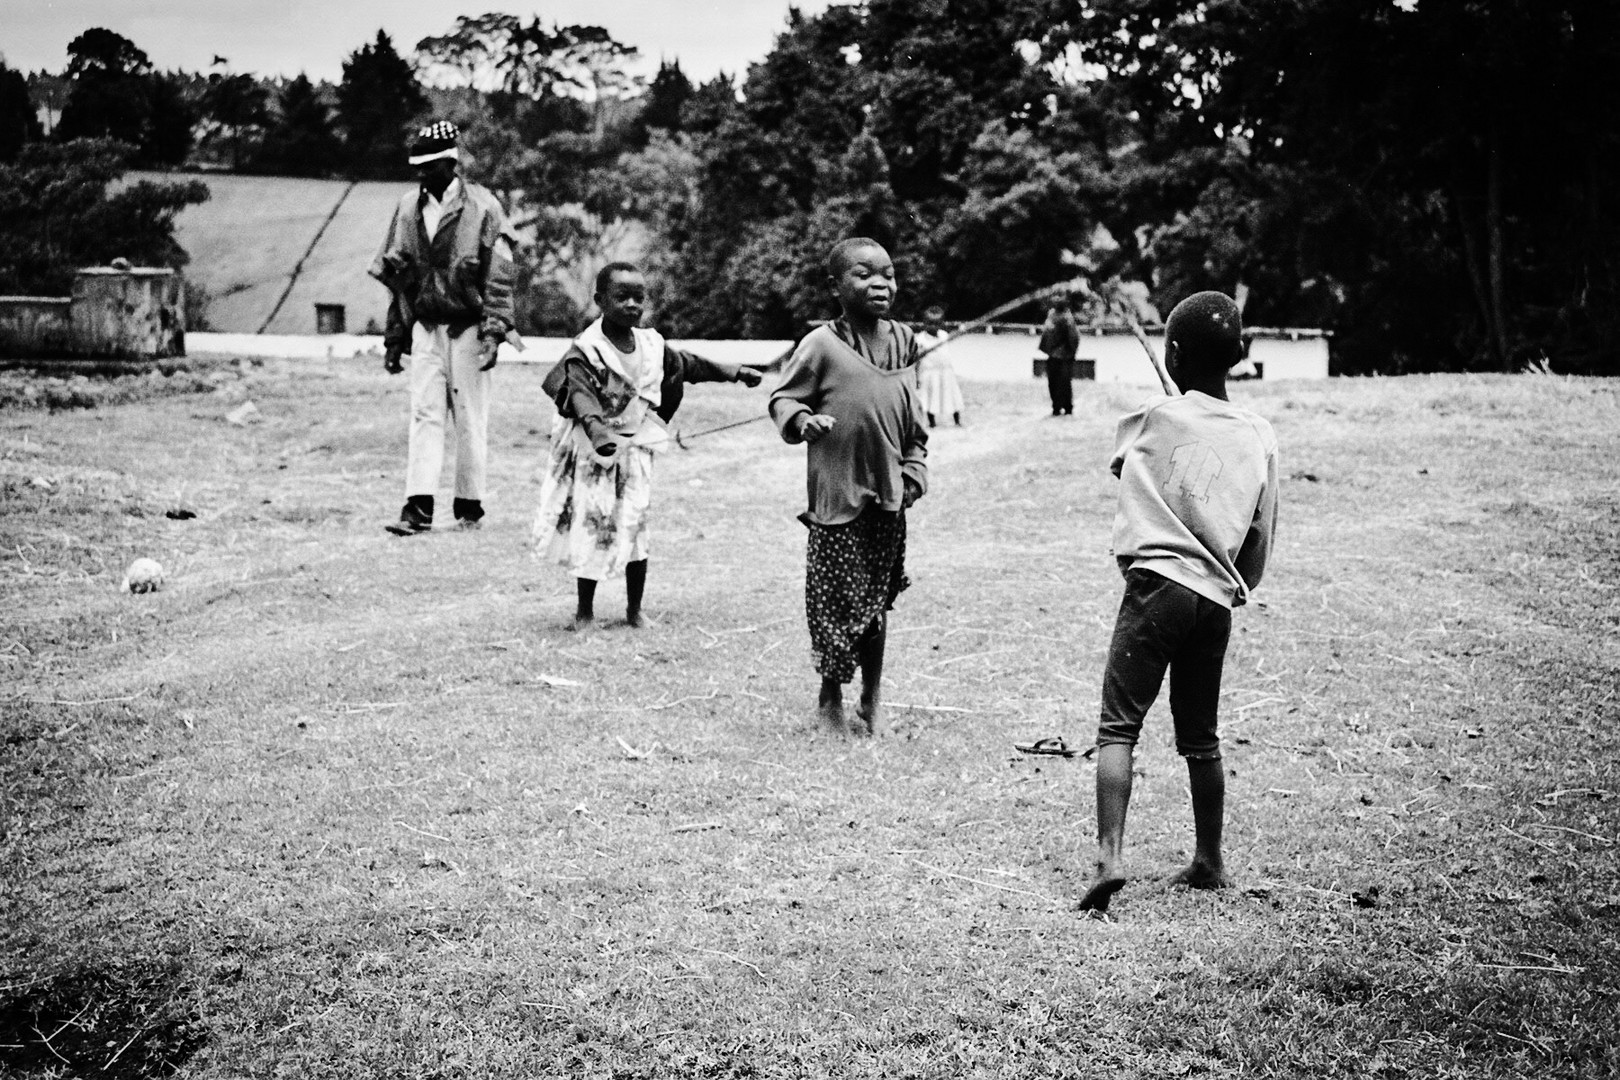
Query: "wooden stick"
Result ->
[[671, 821, 725, 833], [397, 821, 453, 844], [696, 948, 765, 979], [676, 277, 1090, 446], [647, 689, 719, 711], [911, 858, 1062, 906], [1070, 277, 1179, 395], [102, 1026, 147, 1071], [913, 276, 1089, 361]]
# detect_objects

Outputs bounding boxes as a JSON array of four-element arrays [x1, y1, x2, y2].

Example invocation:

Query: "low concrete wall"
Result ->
[[0, 268, 189, 360], [71, 268, 186, 359], [0, 296, 74, 358], [1247, 333, 1331, 380]]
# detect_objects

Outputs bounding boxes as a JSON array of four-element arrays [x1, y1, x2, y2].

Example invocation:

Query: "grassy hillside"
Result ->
[[1, 368, 1616, 1077], [132, 172, 406, 335]]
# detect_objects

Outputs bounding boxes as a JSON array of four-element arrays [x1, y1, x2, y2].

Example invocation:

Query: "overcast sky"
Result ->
[[3, 1, 840, 84]]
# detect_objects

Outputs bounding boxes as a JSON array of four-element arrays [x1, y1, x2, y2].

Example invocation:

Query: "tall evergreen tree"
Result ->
[[0, 61, 43, 162], [679, 74, 739, 135], [142, 71, 195, 167], [337, 30, 426, 179], [200, 72, 269, 171], [629, 59, 692, 146], [56, 28, 154, 148], [255, 75, 341, 176], [54, 29, 194, 167]]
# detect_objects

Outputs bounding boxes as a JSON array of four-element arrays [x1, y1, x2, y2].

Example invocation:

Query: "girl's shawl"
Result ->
[[544, 318, 671, 457]]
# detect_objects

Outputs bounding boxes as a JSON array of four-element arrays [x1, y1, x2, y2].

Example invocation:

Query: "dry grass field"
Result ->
[[1, 360, 1616, 1078]]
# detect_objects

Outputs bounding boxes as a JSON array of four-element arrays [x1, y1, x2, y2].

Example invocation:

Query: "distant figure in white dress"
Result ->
[[914, 306, 964, 427]]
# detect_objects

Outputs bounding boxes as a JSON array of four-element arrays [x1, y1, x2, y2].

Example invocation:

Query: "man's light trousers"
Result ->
[[406, 323, 490, 503]]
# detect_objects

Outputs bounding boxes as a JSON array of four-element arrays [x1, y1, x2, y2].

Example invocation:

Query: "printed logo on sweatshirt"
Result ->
[[1165, 442, 1223, 504]]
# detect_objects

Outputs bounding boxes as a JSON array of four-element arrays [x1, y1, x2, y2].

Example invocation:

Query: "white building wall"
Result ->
[[188, 328, 1331, 382], [1247, 335, 1331, 380]]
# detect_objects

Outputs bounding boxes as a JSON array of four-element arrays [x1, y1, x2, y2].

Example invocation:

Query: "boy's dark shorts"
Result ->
[[1097, 568, 1232, 761]]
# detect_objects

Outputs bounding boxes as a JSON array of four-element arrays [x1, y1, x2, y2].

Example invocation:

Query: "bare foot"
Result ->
[[1169, 860, 1229, 890], [1078, 861, 1128, 912], [568, 613, 595, 633], [817, 681, 845, 732], [818, 698, 845, 731], [625, 610, 644, 629], [854, 697, 881, 737]]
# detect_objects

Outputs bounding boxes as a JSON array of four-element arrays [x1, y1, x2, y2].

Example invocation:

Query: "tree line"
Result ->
[[650, 0, 1617, 375], [4, 27, 429, 178], [2, 3, 1615, 373], [0, 26, 435, 299]]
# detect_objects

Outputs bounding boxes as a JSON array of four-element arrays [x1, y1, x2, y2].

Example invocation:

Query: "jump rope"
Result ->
[[670, 275, 1176, 449]]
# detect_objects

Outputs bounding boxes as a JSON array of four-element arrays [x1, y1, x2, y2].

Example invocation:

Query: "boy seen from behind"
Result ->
[[1079, 291, 1279, 912]]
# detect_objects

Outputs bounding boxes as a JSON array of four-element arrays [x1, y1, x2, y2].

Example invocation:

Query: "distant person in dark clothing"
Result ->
[[1039, 297, 1079, 416]]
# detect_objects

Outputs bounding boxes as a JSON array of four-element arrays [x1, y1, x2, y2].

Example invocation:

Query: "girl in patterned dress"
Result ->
[[534, 262, 762, 628], [768, 238, 929, 734]]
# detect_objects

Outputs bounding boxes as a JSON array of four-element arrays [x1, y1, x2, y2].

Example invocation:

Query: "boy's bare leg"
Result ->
[[625, 559, 647, 628], [855, 614, 886, 736], [1171, 757, 1229, 889], [1079, 743, 1134, 911], [571, 578, 596, 631], [818, 677, 845, 731]]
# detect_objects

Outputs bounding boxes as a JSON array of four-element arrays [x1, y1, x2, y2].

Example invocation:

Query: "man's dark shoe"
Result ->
[[386, 496, 434, 535], [384, 514, 432, 536]]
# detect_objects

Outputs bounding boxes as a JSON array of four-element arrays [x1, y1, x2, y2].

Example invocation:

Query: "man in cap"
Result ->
[[370, 120, 519, 535]]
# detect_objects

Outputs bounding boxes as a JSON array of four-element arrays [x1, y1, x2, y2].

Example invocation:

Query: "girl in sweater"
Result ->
[[768, 238, 928, 734]]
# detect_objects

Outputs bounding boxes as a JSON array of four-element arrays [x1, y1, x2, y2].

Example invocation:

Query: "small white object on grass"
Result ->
[[123, 557, 165, 594], [225, 400, 262, 426]]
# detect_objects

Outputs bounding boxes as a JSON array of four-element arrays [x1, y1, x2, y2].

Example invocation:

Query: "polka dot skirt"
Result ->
[[804, 506, 910, 684]]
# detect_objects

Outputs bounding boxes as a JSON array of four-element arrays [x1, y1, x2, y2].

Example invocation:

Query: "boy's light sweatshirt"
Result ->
[[1110, 391, 1278, 608]]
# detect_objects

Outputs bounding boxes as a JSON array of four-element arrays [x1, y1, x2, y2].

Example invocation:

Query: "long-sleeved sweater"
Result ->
[[768, 319, 928, 526], [1110, 391, 1278, 608]]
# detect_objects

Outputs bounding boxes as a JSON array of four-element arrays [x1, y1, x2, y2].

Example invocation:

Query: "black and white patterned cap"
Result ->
[[407, 120, 460, 165]]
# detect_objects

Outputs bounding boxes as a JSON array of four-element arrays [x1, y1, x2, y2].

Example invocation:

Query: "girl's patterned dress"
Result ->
[[534, 320, 741, 581], [915, 328, 965, 423], [804, 507, 909, 682]]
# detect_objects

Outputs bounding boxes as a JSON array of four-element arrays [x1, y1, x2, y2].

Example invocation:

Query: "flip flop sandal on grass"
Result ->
[[1014, 737, 1076, 757]]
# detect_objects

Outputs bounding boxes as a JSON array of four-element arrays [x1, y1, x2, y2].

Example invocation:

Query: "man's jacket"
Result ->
[[1039, 312, 1079, 361], [369, 180, 518, 353]]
